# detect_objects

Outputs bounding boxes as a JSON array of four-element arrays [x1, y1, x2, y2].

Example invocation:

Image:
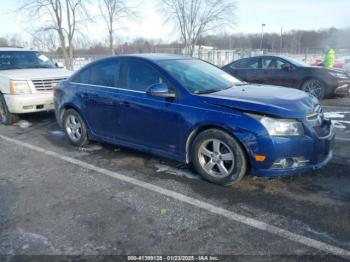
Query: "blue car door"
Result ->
[[79, 58, 123, 138], [116, 58, 181, 155]]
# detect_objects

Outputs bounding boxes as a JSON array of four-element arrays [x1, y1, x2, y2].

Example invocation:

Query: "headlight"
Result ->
[[329, 72, 349, 79], [10, 80, 32, 95], [248, 114, 304, 136]]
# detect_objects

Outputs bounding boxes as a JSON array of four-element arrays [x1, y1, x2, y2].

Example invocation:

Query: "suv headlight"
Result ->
[[10, 80, 32, 95], [248, 114, 304, 136]]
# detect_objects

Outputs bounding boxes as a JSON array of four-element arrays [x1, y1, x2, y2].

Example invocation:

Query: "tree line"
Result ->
[[0, 0, 349, 69]]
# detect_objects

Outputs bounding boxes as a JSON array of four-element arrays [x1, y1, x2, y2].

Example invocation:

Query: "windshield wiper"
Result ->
[[0, 66, 26, 70], [234, 82, 249, 86], [23, 65, 54, 69], [194, 89, 221, 94]]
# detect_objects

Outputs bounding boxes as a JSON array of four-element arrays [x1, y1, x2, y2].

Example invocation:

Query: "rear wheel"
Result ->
[[63, 109, 89, 147], [301, 79, 326, 99], [191, 129, 247, 186], [0, 94, 19, 125]]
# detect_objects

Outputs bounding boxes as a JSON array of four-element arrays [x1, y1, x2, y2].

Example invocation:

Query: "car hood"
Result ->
[[305, 65, 350, 75], [200, 84, 318, 119], [0, 68, 73, 80]]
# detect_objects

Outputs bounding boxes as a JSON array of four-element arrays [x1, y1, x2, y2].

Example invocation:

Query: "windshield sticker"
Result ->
[[38, 54, 49, 62]]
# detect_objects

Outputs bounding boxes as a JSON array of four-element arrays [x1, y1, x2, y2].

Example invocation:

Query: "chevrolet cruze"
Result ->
[[54, 54, 335, 186]]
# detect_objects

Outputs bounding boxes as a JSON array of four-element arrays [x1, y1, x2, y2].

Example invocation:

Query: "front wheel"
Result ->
[[191, 129, 247, 186], [0, 94, 19, 125], [301, 79, 326, 99], [63, 109, 89, 147]]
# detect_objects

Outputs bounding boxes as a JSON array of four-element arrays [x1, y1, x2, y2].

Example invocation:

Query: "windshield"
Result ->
[[0, 51, 56, 70], [284, 57, 310, 67], [159, 59, 242, 94]]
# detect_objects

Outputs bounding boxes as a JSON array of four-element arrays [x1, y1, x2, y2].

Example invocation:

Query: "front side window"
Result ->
[[0, 51, 56, 70], [262, 58, 290, 69], [124, 60, 164, 92], [159, 59, 241, 94], [231, 58, 259, 69]]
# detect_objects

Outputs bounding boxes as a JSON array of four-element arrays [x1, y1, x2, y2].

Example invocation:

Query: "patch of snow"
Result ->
[[324, 112, 346, 119], [79, 144, 103, 152], [155, 164, 199, 180], [14, 120, 32, 129], [332, 120, 350, 129], [49, 130, 66, 137], [323, 111, 350, 129]]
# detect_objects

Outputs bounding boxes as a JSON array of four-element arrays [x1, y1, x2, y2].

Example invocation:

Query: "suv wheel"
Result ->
[[191, 129, 247, 186], [0, 94, 19, 125], [301, 79, 326, 99], [63, 109, 89, 147]]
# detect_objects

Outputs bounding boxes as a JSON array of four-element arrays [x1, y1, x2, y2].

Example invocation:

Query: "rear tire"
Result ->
[[0, 94, 19, 125], [63, 109, 89, 147], [191, 129, 247, 186], [301, 78, 327, 99]]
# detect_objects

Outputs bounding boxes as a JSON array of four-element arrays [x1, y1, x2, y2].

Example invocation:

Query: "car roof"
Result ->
[[117, 53, 193, 61], [0, 47, 35, 52], [238, 55, 290, 60]]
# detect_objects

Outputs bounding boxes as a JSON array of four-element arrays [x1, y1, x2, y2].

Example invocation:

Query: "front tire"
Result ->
[[191, 129, 247, 186], [0, 94, 19, 125], [301, 79, 326, 99], [63, 109, 89, 147]]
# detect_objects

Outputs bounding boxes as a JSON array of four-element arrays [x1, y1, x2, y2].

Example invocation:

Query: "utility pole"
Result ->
[[260, 24, 266, 51], [280, 26, 283, 53]]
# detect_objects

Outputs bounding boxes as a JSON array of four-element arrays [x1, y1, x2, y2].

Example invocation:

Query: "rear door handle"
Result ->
[[80, 93, 88, 98], [80, 93, 98, 99], [121, 101, 130, 107]]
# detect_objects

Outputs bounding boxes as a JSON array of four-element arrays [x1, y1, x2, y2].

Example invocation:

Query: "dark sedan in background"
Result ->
[[222, 55, 350, 99]]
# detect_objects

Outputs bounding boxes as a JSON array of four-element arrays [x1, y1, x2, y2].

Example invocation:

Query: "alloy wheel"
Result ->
[[302, 80, 323, 98], [65, 114, 82, 142], [198, 139, 235, 178]]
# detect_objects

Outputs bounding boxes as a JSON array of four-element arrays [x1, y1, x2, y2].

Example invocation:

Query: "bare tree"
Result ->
[[30, 31, 58, 52], [99, 0, 136, 55], [159, 0, 236, 56], [19, 0, 90, 70]]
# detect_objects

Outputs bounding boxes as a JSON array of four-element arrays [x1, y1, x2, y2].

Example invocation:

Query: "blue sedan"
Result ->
[[54, 54, 335, 186]]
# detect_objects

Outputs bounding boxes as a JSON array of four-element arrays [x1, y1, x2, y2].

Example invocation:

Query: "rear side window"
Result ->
[[72, 59, 120, 87], [72, 68, 90, 84], [123, 60, 164, 92], [90, 61, 120, 87], [231, 58, 259, 69]]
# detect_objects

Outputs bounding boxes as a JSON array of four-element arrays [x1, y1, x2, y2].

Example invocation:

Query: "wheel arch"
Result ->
[[298, 76, 326, 89], [59, 103, 87, 127], [185, 124, 250, 169]]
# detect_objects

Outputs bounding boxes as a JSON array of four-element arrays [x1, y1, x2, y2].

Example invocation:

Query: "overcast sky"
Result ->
[[1, 0, 349, 42]]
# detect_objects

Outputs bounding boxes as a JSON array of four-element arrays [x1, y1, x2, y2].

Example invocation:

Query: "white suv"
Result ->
[[0, 47, 72, 125]]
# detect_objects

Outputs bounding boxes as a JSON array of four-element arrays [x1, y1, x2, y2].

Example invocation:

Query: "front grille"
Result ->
[[32, 78, 66, 91]]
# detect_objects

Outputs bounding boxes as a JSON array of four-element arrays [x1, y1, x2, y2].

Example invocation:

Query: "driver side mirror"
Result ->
[[146, 83, 176, 98], [55, 62, 64, 68], [281, 64, 293, 71]]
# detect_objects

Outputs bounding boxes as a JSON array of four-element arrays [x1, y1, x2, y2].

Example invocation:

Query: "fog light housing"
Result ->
[[272, 157, 309, 169]]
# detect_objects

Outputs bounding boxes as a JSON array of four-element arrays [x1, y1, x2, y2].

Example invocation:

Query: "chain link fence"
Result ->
[[48, 47, 350, 71]]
